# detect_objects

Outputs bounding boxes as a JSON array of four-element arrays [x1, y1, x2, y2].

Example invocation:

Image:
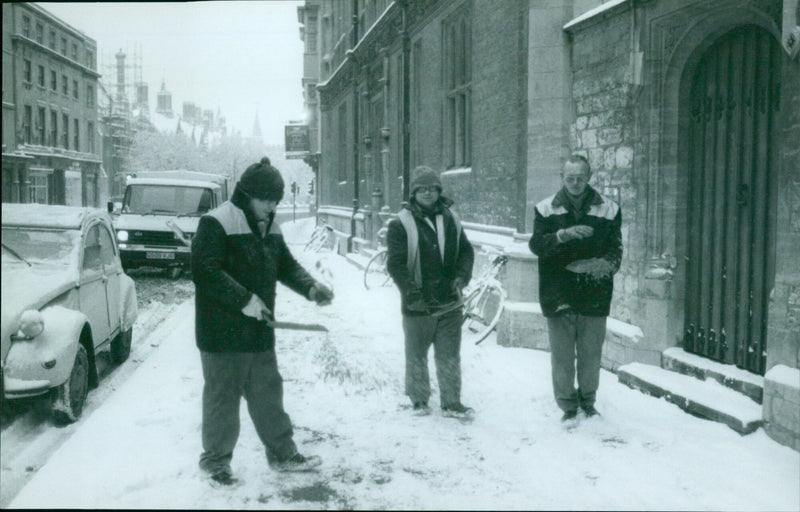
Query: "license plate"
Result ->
[[146, 252, 175, 260]]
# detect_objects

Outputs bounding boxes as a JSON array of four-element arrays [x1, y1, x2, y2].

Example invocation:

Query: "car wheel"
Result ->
[[52, 344, 89, 425], [111, 327, 132, 363]]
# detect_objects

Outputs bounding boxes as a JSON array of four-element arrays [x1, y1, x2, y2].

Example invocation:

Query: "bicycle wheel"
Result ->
[[364, 249, 391, 289], [461, 280, 505, 345]]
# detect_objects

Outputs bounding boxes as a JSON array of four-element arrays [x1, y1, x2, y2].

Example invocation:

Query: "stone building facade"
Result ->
[[2, 3, 104, 207], [300, 0, 799, 449]]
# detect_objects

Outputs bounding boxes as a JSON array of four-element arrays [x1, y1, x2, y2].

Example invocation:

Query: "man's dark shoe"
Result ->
[[269, 452, 322, 472], [581, 405, 601, 418], [412, 401, 431, 415], [210, 471, 238, 486], [442, 402, 474, 418], [561, 410, 578, 422]]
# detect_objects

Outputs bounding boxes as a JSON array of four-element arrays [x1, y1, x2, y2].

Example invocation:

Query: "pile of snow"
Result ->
[[9, 217, 800, 510]]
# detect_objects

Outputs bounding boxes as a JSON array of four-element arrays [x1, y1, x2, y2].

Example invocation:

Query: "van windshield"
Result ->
[[123, 185, 213, 216]]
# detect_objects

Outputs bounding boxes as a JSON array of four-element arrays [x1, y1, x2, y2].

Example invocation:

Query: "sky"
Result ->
[[41, 1, 306, 145], [5, 217, 800, 510]]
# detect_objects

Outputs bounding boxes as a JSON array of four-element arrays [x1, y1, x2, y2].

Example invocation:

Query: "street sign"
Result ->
[[284, 124, 310, 159]]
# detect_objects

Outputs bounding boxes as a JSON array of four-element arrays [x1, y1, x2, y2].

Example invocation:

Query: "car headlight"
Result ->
[[16, 310, 44, 339], [117, 230, 129, 242]]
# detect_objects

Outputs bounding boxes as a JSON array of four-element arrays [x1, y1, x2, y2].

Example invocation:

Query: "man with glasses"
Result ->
[[529, 154, 623, 424], [386, 166, 475, 418]]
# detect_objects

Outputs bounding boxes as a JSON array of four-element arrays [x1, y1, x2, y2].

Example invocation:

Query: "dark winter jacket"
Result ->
[[386, 197, 474, 316], [191, 185, 317, 352], [529, 186, 622, 317]]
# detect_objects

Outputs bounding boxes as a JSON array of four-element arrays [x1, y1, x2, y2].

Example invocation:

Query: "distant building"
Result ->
[[2, 2, 104, 207], [156, 79, 173, 117]]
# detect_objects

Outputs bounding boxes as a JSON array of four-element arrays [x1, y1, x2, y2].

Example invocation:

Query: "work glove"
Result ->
[[309, 282, 334, 306], [406, 293, 430, 315], [242, 294, 272, 321], [557, 225, 594, 243]]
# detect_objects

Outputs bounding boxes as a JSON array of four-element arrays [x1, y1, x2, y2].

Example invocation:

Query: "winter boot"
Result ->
[[413, 401, 431, 416], [442, 402, 474, 419], [209, 471, 239, 487], [560, 410, 578, 422], [581, 404, 601, 418], [269, 452, 322, 472]]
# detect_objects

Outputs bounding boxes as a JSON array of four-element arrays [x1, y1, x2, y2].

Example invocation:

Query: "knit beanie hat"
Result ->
[[410, 166, 442, 195], [238, 157, 284, 201]]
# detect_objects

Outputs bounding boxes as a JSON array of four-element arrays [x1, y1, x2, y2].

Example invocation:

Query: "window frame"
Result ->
[[441, 6, 472, 169]]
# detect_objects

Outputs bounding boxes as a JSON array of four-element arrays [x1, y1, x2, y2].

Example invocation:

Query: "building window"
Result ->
[[62, 74, 68, 95], [37, 107, 45, 144], [86, 50, 94, 69], [73, 80, 79, 100], [50, 30, 56, 49], [50, 110, 58, 146], [23, 105, 32, 144], [50, 70, 57, 91], [22, 16, 30, 37], [37, 65, 45, 87], [62, 113, 69, 148], [61, 37, 67, 55], [23, 59, 32, 82], [87, 85, 94, 107], [71, 43, 78, 61], [29, 173, 49, 204], [73, 118, 80, 150], [88, 121, 95, 152], [35, 23, 43, 43], [442, 7, 472, 168]]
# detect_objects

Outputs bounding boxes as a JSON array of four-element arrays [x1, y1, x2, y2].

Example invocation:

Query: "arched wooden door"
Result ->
[[683, 25, 780, 375]]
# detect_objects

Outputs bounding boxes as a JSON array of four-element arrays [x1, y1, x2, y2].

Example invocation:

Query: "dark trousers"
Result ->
[[199, 350, 296, 476], [546, 314, 607, 412], [402, 310, 462, 407]]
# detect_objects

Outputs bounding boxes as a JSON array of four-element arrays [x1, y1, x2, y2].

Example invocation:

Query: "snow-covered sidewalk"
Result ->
[[10, 218, 800, 510]]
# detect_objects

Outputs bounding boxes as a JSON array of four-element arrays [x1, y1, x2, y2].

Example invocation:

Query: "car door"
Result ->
[[79, 223, 111, 346], [99, 223, 121, 337]]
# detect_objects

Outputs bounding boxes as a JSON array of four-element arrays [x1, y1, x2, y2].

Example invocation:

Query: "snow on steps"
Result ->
[[618, 362, 763, 435], [661, 347, 764, 404]]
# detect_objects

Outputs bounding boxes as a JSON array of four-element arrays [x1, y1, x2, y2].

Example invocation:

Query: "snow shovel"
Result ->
[[266, 320, 329, 332]]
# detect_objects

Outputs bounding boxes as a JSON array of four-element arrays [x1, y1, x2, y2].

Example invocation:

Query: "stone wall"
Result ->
[[568, 10, 641, 327]]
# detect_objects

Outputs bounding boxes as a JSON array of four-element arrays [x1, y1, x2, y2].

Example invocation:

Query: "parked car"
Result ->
[[1, 204, 138, 423]]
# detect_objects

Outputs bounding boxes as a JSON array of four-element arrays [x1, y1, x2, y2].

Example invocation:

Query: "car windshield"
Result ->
[[1, 228, 79, 266], [123, 185, 213, 216]]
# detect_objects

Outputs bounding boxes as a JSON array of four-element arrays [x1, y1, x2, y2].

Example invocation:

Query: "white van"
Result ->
[[112, 170, 231, 277]]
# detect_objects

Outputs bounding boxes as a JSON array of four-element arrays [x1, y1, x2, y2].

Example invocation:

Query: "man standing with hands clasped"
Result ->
[[191, 157, 334, 486], [529, 154, 622, 423]]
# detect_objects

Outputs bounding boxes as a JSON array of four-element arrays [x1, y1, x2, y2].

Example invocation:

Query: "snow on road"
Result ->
[[9, 218, 800, 510]]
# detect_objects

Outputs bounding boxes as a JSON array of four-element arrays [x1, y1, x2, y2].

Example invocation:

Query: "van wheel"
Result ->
[[52, 345, 89, 425], [111, 327, 132, 363]]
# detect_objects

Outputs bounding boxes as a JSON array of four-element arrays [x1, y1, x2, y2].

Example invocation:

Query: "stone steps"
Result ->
[[661, 347, 764, 404], [618, 362, 763, 435]]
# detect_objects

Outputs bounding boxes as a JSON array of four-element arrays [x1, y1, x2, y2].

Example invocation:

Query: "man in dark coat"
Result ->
[[386, 166, 475, 418], [191, 157, 334, 485], [529, 154, 622, 423]]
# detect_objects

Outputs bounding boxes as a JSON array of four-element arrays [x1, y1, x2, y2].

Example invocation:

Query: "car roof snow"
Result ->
[[1, 203, 107, 230]]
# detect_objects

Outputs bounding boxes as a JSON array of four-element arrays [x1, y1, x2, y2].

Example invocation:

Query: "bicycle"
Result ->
[[459, 245, 508, 345], [304, 222, 334, 252], [363, 226, 392, 290]]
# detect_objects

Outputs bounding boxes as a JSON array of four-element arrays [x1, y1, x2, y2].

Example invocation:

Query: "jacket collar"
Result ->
[[407, 195, 453, 220], [551, 185, 603, 210], [231, 184, 274, 237]]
